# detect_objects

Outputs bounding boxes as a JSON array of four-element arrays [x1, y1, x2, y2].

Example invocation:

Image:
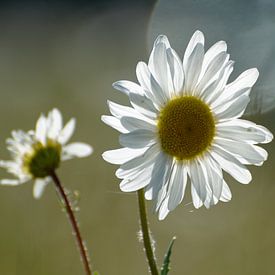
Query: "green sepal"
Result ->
[[161, 236, 176, 275]]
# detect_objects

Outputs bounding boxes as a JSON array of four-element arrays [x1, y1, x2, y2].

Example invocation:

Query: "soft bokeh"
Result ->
[[0, 1, 274, 274]]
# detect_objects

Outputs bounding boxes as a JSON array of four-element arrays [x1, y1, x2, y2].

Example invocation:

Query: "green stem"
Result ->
[[51, 171, 92, 275], [137, 189, 159, 275]]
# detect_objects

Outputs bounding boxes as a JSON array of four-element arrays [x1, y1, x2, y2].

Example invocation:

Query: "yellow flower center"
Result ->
[[23, 139, 61, 178], [158, 96, 215, 160]]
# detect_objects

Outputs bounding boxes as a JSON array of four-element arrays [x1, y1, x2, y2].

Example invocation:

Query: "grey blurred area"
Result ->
[[0, 0, 274, 275]]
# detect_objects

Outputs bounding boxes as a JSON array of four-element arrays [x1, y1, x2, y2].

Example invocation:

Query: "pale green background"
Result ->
[[0, 1, 274, 274]]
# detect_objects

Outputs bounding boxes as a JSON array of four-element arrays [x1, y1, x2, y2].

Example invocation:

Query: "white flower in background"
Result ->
[[102, 30, 273, 220], [0, 108, 93, 198]]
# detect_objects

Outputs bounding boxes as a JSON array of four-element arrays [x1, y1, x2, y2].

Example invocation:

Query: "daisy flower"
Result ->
[[0, 108, 93, 198], [102, 30, 273, 220]]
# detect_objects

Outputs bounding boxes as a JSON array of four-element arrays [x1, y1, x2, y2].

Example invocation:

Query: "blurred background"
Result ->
[[0, 0, 274, 274]]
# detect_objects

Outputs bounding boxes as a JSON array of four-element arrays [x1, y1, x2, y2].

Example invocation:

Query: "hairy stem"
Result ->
[[137, 189, 159, 275], [51, 171, 92, 275]]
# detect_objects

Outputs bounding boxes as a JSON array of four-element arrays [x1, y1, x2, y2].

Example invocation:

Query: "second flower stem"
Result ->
[[51, 171, 92, 275], [137, 189, 159, 275]]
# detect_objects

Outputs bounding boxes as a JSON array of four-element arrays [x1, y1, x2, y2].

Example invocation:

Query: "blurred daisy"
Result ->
[[102, 30, 273, 219], [0, 108, 93, 198]]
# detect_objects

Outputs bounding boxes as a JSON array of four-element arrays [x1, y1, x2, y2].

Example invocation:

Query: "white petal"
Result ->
[[194, 158, 214, 208], [184, 43, 205, 92], [202, 155, 223, 206], [149, 35, 171, 71], [201, 40, 227, 76], [62, 142, 93, 160], [214, 138, 268, 165], [152, 34, 171, 48], [112, 80, 144, 95], [191, 183, 203, 209], [149, 41, 171, 98], [116, 144, 160, 179], [217, 119, 273, 144], [0, 160, 18, 169], [183, 30, 205, 71], [158, 197, 170, 220], [155, 177, 169, 211], [168, 163, 187, 211], [136, 61, 166, 108], [119, 164, 154, 192], [202, 61, 234, 104], [196, 52, 228, 94], [226, 68, 259, 94], [220, 181, 232, 202], [33, 178, 49, 199], [212, 68, 258, 111], [119, 129, 156, 148], [129, 93, 158, 119], [213, 86, 251, 109], [0, 161, 23, 176], [189, 159, 207, 206], [7, 132, 32, 155], [214, 94, 250, 120], [101, 115, 128, 133], [217, 124, 268, 144], [47, 108, 63, 139], [11, 130, 33, 145], [155, 159, 177, 212], [35, 114, 47, 144], [145, 153, 172, 200], [58, 118, 76, 144], [167, 47, 184, 95], [120, 116, 156, 132], [0, 179, 21, 185], [211, 145, 252, 184], [102, 147, 147, 165], [107, 100, 140, 119]]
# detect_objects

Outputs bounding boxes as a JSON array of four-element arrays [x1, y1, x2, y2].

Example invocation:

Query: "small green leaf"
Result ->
[[161, 236, 176, 275], [92, 271, 100, 275]]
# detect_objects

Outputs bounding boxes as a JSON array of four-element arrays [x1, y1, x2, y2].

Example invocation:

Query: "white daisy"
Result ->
[[0, 108, 93, 198], [102, 30, 273, 220]]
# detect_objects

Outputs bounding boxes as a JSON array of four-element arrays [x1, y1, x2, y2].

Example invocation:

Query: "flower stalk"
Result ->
[[137, 189, 159, 275], [50, 171, 92, 275]]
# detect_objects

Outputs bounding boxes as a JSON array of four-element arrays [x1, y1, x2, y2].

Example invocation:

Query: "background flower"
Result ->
[[0, 108, 92, 198]]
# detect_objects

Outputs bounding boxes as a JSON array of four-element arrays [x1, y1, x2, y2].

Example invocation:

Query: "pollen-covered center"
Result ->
[[158, 96, 215, 160], [23, 139, 61, 178]]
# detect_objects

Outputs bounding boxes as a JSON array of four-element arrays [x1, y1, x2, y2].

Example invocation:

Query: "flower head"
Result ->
[[0, 108, 93, 198], [102, 30, 273, 219]]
